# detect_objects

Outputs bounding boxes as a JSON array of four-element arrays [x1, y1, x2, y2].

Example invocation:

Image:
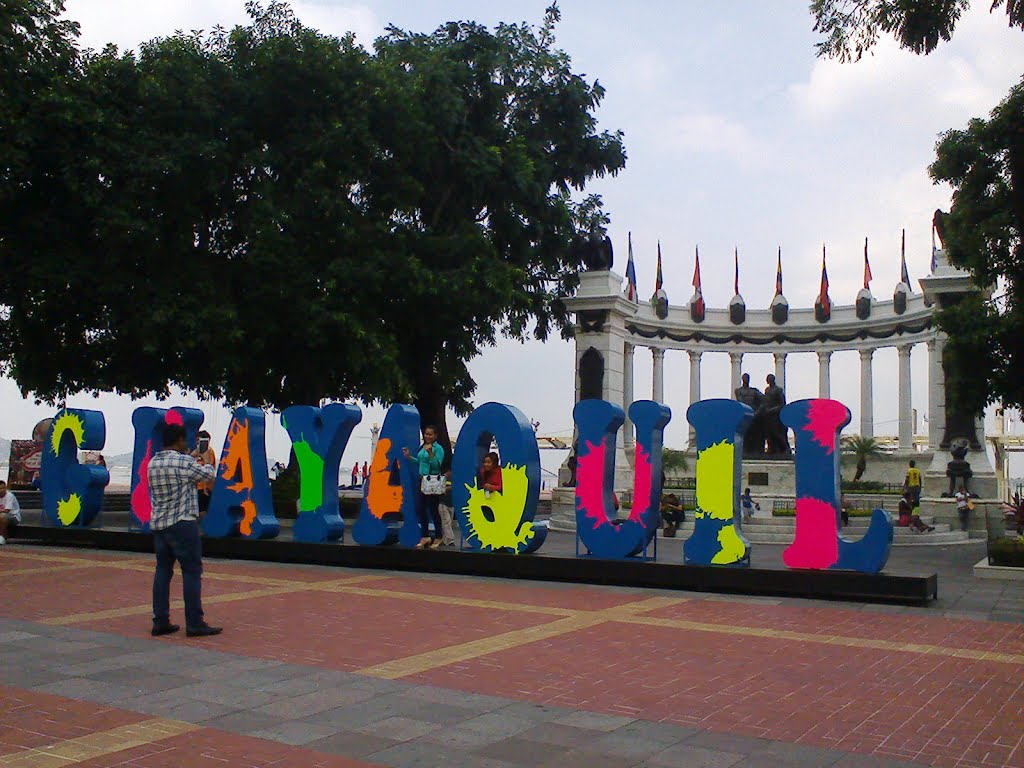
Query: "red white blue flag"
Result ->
[[863, 237, 873, 289], [625, 232, 638, 302]]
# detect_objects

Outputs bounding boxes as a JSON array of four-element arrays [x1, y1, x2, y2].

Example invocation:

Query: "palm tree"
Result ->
[[841, 435, 884, 481], [663, 449, 689, 473]]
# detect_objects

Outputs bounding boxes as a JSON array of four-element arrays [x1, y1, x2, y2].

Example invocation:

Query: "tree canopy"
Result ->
[[930, 79, 1024, 414], [811, 0, 1024, 418], [811, 0, 1023, 61], [0, 1, 625, 450]]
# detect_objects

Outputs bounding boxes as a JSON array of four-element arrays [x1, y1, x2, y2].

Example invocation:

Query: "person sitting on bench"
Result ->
[[0, 481, 21, 545], [661, 493, 685, 537]]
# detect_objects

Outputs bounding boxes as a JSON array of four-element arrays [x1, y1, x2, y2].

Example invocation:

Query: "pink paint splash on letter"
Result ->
[[131, 440, 154, 525], [575, 439, 612, 530], [804, 399, 847, 454], [783, 496, 839, 569], [629, 445, 652, 522]]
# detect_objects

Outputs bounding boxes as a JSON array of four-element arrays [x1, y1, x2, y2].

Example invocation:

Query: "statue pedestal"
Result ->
[[739, 458, 797, 496], [925, 448, 998, 499]]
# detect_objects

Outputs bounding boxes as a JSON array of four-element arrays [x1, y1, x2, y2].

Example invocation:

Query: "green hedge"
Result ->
[[773, 508, 877, 518], [271, 470, 363, 520], [840, 479, 903, 494], [988, 536, 1024, 567]]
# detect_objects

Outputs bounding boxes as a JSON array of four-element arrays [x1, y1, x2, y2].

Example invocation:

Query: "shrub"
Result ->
[[987, 536, 1024, 567], [840, 479, 885, 492], [773, 507, 876, 518]]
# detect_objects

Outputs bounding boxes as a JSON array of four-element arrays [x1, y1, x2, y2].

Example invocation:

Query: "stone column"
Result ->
[[927, 336, 944, 451], [817, 350, 832, 399], [773, 352, 787, 392], [859, 348, 874, 438], [688, 350, 702, 448], [652, 348, 665, 404], [898, 344, 913, 451], [729, 351, 743, 396], [623, 343, 635, 449]]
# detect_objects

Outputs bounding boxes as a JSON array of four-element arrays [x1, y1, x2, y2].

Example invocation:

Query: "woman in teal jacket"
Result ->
[[403, 425, 445, 548]]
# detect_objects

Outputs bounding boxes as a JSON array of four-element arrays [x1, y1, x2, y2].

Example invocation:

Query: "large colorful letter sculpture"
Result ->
[[203, 407, 279, 539], [41, 409, 110, 527], [573, 399, 670, 558], [352, 404, 422, 547], [781, 399, 893, 573], [683, 399, 753, 566], [452, 402, 547, 554], [129, 407, 205, 531], [282, 404, 362, 543]]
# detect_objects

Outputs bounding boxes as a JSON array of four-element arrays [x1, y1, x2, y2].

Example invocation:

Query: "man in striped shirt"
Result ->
[[148, 422, 221, 638]]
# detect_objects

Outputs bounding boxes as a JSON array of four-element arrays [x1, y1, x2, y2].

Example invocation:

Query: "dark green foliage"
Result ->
[[810, 0, 1021, 61], [810, 3, 1024, 417], [987, 536, 1024, 566], [773, 507, 876, 517], [840, 435, 884, 481], [662, 448, 689, 472], [0, 1, 625, 451], [931, 79, 1024, 415], [841, 479, 890, 492]]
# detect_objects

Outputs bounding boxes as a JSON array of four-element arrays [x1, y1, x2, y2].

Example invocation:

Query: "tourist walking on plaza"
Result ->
[[0, 481, 21, 545], [351, 462, 359, 488], [148, 422, 221, 637], [403, 425, 445, 548], [904, 460, 922, 506], [740, 488, 759, 522]]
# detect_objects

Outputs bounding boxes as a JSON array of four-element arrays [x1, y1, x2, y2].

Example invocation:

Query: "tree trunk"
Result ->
[[413, 366, 453, 471], [854, 458, 866, 481]]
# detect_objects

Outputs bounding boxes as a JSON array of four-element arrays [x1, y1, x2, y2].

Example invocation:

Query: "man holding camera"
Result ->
[[148, 423, 221, 638]]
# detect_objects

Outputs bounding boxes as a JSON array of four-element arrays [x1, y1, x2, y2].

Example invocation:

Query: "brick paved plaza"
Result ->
[[2, 538, 1023, 768]]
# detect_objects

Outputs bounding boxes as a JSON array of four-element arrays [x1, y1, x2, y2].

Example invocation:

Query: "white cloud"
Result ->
[[788, 3, 1024, 126], [655, 111, 770, 168]]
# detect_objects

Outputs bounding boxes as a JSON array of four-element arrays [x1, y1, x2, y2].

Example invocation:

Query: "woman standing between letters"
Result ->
[[403, 426, 446, 548]]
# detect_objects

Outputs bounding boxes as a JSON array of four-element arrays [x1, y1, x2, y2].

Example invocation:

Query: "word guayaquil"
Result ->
[[40, 397, 893, 575]]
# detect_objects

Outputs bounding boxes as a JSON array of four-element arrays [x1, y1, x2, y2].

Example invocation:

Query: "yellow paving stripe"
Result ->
[[41, 574, 385, 626], [357, 596, 688, 679], [336, 585, 578, 617], [0, 718, 198, 768], [0, 563, 100, 578], [12, 548, 1024, 669], [2, 549, 371, 588], [356, 613, 612, 679], [616, 615, 1024, 665]]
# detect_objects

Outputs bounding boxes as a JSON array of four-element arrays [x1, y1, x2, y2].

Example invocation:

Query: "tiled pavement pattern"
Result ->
[[0, 541, 1021, 767]]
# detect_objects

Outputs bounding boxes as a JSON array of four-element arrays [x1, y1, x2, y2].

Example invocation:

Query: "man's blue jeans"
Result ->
[[152, 519, 204, 629]]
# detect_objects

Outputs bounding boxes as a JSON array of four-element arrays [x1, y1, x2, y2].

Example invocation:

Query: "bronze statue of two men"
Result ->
[[735, 373, 791, 458]]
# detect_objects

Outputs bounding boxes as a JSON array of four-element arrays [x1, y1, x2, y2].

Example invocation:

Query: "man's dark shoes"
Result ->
[[186, 624, 223, 638], [151, 623, 180, 637]]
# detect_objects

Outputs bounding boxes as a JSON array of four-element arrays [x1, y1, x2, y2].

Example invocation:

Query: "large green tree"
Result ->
[[929, 80, 1024, 414], [811, 0, 1024, 417], [0, 1, 623, 451], [1, 2, 406, 407], [362, 8, 625, 449]]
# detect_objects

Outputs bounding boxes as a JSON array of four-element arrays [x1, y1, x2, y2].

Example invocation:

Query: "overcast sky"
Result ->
[[5, 1, 1023, 477]]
